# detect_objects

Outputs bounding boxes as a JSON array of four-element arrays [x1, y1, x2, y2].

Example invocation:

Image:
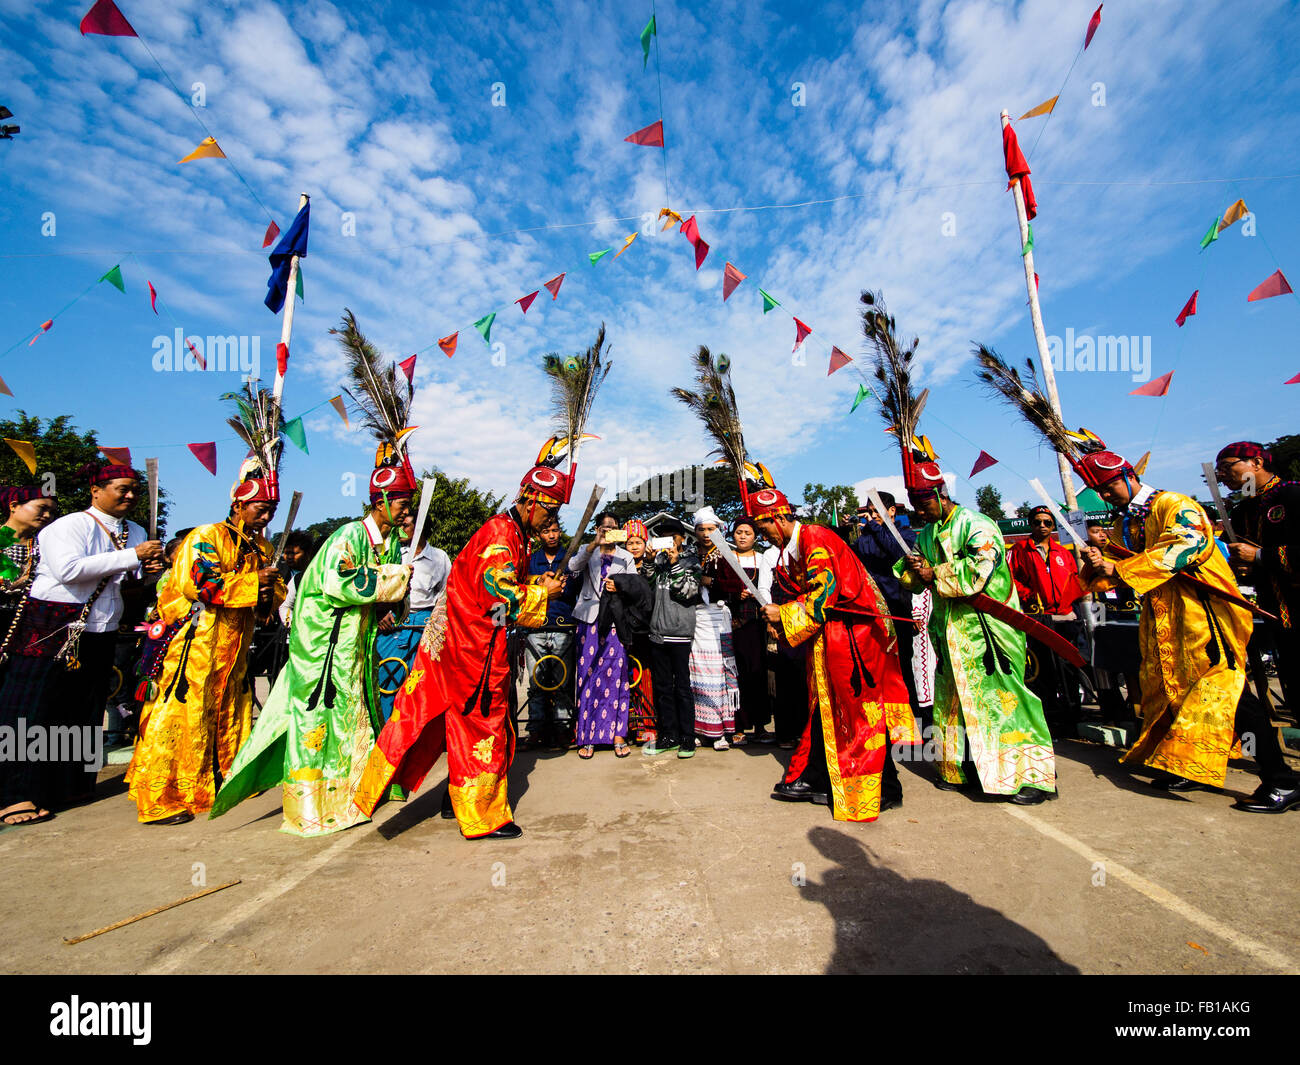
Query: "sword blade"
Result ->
[[404, 478, 435, 564], [271, 490, 303, 565], [1201, 462, 1238, 543], [706, 527, 770, 605], [866, 488, 915, 556]]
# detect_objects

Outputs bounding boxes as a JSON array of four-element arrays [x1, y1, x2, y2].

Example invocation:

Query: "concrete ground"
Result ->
[[1, 734, 1296, 975]]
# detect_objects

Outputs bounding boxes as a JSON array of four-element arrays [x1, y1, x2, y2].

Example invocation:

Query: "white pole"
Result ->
[[273, 192, 309, 406], [1000, 111, 1078, 511]]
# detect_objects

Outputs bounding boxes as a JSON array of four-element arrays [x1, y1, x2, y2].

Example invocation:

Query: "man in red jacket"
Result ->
[[1007, 506, 1087, 730]]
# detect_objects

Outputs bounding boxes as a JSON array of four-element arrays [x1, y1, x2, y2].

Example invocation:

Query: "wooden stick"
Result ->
[[554, 483, 605, 575], [64, 879, 241, 945], [145, 457, 159, 540]]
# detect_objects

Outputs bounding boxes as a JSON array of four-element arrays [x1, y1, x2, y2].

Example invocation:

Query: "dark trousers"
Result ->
[[797, 701, 901, 798], [888, 600, 919, 711], [650, 640, 694, 751], [731, 619, 770, 730], [1235, 686, 1299, 788], [1268, 623, 1300, 711]]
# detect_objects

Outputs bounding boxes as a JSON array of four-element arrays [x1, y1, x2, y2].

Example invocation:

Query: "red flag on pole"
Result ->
[[1084, 4, 1103, 49], [80, 0, 137, 36], [262, 220, 280, 248], [1247, 270, 1292, 302], [624, 120, 664, 147], [1130, 371, 1173, 397], [969, 450, 998, 477], [188, 442, 218, 476], [1002, 123, 1037, 221], [398, 354, 417, 384], [516, 291, 539, 314], [438, 333, 458, 358], [792, 318, 812, 352], [1175, 290, 1198, 327], [827, 347, 852, 375], [723, 262, 746, 301]]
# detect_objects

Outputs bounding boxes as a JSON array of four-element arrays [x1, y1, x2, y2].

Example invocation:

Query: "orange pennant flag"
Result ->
[[1018, 96, 1059, 120], [613, 232, 638, 258], [658, 207, 682, 231], [1216, 198, 1249, 233], [4, 439, 36, 475], [178, 136, 226, 164], [329, 396, 349, 427], [438, 332, 459, 358], [1130, 371, 1173, 397], [0, 375, 12, 398], [99, 447, 132, 466]]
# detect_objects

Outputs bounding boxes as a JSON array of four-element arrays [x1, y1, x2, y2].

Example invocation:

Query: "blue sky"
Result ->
[[1, 0, 1297, 534]]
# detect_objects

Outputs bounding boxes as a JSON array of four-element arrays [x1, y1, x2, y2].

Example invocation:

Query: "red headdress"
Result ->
[[223, 380, 285, 503], [622, 519, 649, 541], [79, 458, 137, 486]]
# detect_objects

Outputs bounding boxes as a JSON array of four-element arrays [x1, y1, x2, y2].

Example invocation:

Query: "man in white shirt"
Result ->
[[0, 461, 163, 811]]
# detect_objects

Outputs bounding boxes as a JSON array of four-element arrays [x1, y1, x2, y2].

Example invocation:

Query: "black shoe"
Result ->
[[880, 789, 903, 812], [1009, 786, 1057, 805], [771, 779, 829, 804], [933, 778, 967, 792], [1232, 784, 1300, 814], [1151, 774, 1217, 794], [440, 790, 456, 819], [468, 821, 523, 840], [145, 811, 193, 826]]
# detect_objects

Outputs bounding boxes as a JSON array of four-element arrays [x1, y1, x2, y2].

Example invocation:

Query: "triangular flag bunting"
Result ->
[[1084, 4, 1102, 49], [283, 418, 309, 454], [187, 442, 217, 476], [398, 354, 417, 384], [516, 291, 539, 314], [1022, 224, 1034, 256], [680, 215, 699, 244], [99, 447, 132, 466], [693, 239, 709, 270], [760, 289, 779, 314], [850, 384, 872, 413], [178, 136, 226, 164], [474, 312, 496, 343], [1247, 269, 1292, 302], [28, 320, 52, 347], [4, 439, 36, 475], [276, 342, 289, 377], [1175, 290, 1198, 327], [1199, 218, 1219, 250], [624, 120, 664, 147], [544, 273, 565, 299], [658, 208, 682, 231], [1217, 199, 1249, 233], [187, 338, 206, 371], [723, 262, 747, 301], [1130, 371, 1173, 397], [640, 15, 656, 69], [614, 232, 638, 258], [99, 264, 124, 292], [792, 318, 812, 352], [827, 347, 852, 375], [1285, 370, 1300, 385], [438, 332, 458, 358], [1018, 96, 1059, 120], [969, 450, 998, 478], [262, 220, 280, 248], [148, 281, 158, 314], [329, 396, 349, 426], [589, 249, 611, 266], [0, 375, 12, 397], [80, 0, 137, 36]]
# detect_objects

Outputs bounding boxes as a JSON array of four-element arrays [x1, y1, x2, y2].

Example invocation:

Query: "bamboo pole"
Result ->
[[64, 880, 241, 945], [273, 193, 310, 406], [1000, 110, 1078, 511]]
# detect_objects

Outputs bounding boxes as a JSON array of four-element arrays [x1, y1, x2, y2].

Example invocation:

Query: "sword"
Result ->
[[553, 483, 606, 577], [1201, 462, 1240, 544], [706, 527, 770, 605], [866, 488, 915, 556], [271, 490, 303, 565], [404, 477, 435, 564], [145, 458, 159, 540]]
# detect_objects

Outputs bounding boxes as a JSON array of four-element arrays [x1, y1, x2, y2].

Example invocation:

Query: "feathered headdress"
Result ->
[[521, 323, 612, 505], [222, 380, 284, 502], [670, 346, 788, 519], [331, 308, 419, 502], [973, 344, 1132, 488], [859, 290, 943, 496]]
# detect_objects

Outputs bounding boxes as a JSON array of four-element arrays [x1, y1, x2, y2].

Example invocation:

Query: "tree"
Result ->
[[0, 411, 169, 532], [1014, 500, 1033, 521], [414, 467, 505, 557], [1266, 433, 1300, 481], [801, 482, 860, 526], [605, 465, 743, 526], [974, 484, 1005, 519]]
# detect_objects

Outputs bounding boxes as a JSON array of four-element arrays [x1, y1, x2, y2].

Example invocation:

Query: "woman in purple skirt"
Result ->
[[568, 513, 637, 758]]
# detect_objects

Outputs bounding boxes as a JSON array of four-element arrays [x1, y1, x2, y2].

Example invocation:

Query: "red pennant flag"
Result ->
[[693, 238, 709, 270], [276, 342, 289, 377], [80, 0, 137, 36], [262, 220, 280, 248], [1285, 370, 1300, 385], [544, 273, 565, 300], [1247, 269, 1292, 302], [1084, 4, 1103, 49], [99, 447, 132, 466], [438, 332, 458, 358], [624, 120, 664, 147], [398, 354, 417, 384], [0, 375, 12, 397], [187, 339, 206, 371], [148, 281, 158, 314], [188, 442, 218, 476], [28, 319, 53, 347], [723, 262, 747, 301], [1130, 371, 1173, 397], [1002, 124, 1037, 221], [680, 215, 699, 244], [827, 347, 852, 375], [1175, 290, 1198, 327], [792, 318, 812, 352], [969, 450, 998, 477], [516, 290, 539, 314]]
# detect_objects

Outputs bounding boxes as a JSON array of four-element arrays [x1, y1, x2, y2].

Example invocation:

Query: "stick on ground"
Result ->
[[64, 879, 242, 945]]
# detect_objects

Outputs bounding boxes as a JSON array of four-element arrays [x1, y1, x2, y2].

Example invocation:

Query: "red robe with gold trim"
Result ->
[[355, 512, 548, 836], [777, 524, 917, 821]]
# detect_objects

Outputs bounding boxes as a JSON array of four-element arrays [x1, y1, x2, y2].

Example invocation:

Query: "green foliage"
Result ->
[[1265, 433, 1300, 481], [414, 467, 505, 557], [291, 513, 362, 551], [604, 465, 743, 525], [800, 482, 859, 526], [0, 411, 169, 532], [1014, 500, 1034, 521], [974, 484, 1005, 519]]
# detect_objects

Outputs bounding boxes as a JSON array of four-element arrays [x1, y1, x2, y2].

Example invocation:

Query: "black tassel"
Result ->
[[976, 613, 997, 675], [164, 621, 200, 703], [306, 608, 347, 712]]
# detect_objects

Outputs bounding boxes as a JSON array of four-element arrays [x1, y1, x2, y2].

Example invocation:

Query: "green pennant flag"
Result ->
[[99, 264, 125, 292], [850, 383, 872, 413], [1021, 224, 1034, 257], [1199, 217, 1219, 250], [474, 312, 496, 344], [283, 416, 309, 454], [640, 15, 656, 69], [831, 498, 840, 526], [589, 248, 611, 266], [295, 266, 304, 302], [760, 288, 779, 314]]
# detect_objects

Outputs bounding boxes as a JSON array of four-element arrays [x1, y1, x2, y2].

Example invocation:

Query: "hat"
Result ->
[[622, 519, 648, 540], [748, 487, 793, 522], [1216, 441, 1272, 467], [0, 485, 49, 512], [1073, 449, 1134, 489], [691, 505, 723, 528], [80, 461, 137, 486]]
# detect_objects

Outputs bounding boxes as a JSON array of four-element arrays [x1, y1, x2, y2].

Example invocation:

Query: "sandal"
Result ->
[[614, 740, 631, 758], [731, 732, 748, 747], [578, 745, 595, 760], [0, 803, 53, 827]]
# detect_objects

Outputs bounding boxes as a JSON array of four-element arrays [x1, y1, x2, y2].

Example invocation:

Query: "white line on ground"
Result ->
[[1001, 804, 1297, 973]]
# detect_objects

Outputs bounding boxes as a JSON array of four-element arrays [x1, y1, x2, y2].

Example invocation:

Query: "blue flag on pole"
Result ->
[[265, 202, 310, 313]]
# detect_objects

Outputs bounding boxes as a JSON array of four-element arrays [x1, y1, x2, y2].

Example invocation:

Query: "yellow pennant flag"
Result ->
[[1133, 451, 1151, 477], [178, 136, 226, 164], [613, 232, 638, 258], [1216, 198, 1249, 233], [329, 395, 349, 428], [658, 207, 682, 231], [1018, 96, 1059, 120], [4, 439, 37, 475]]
